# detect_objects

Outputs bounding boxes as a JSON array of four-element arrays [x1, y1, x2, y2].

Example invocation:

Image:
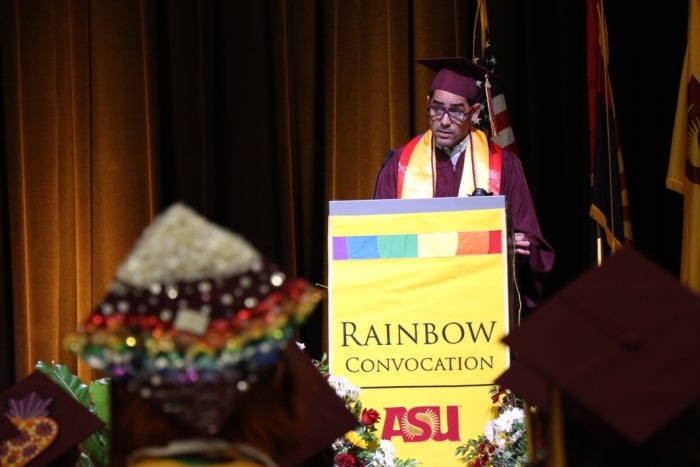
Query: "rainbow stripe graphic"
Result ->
[[332, 230, 502, 260]]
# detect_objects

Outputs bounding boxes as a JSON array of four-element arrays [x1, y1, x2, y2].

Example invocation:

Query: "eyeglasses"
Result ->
[[428, 104, 469, 123]]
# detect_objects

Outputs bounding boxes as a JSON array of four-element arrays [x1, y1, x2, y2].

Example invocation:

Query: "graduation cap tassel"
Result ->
[[484, 75, 498, 137]]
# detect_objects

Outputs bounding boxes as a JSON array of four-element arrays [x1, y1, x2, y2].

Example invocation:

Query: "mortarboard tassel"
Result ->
[[484, 74, 498, 138]]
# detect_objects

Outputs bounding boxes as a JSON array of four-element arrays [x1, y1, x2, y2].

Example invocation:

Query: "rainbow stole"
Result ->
[[397, 129, 501, 198]]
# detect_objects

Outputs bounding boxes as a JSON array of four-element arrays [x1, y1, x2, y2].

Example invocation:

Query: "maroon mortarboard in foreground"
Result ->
[[496, 359, 551, 413], [0, 371, 103, 466], [276, 344, 359, 467], [0, 408, 19, 441], [500, 246, 700, 446], [416, 56, 495, 101]]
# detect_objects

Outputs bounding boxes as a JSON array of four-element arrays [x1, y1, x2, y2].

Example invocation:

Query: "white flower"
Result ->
[[377, 440, 397, 467], [327, 374, 361, 401], [509, 430, 524, 444], [332, 437, 349, 452], [500, 407, 525, 426], [362, 444, 395, 467], [484, 406, 524, 445], [483, 420, 498, 442], [494, 407, 524, 434], [457, 389, 528, 467], [379, 439, 396, 458]]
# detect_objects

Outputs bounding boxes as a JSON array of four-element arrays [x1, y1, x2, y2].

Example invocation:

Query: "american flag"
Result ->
[[472, 0, 519, 156]]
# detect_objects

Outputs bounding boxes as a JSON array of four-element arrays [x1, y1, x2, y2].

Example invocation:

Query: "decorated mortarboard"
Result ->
[[64, 202, 323, 437], [499, 246, 700, 446], [0, 371, 103, 466], [111, 344, 359, 467]]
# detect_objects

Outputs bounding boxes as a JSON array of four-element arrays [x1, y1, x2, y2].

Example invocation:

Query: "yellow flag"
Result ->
[[667, 0, 700, 294]]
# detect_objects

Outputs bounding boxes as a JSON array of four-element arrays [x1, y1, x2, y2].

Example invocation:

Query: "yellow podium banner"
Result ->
[[328, 196, 512, 466]]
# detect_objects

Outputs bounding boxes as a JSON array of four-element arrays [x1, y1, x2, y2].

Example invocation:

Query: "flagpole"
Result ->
[[596, 224, 604, 267]]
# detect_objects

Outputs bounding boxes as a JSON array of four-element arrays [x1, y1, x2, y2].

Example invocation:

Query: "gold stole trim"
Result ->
[[400, 129, 491, 198]]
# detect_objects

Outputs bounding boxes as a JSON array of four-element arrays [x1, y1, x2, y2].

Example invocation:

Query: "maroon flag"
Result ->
[[472, 0, 519, 155], [586, 0, 633, 254]]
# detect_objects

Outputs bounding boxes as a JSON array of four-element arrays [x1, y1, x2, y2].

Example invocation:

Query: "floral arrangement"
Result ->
[[310, 350, 420, 467], [454, 386, 528, 467]]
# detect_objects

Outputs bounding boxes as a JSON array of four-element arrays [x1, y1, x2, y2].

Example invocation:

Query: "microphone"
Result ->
[[372, 150, 395, 199], [470, 187, 493, 196]]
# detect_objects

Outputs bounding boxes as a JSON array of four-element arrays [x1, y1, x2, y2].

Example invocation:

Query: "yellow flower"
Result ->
[[345, 430, 368, 449]]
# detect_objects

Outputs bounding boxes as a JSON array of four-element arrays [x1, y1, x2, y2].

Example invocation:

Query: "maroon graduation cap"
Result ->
[[0, 371, 103, 466], [416, 56, 499, 102], [497, 246, 700, 447], [0, 408, 19, 441]]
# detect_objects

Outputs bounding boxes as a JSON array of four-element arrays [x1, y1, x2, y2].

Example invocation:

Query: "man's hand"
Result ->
[[514, 232, 531, 256]]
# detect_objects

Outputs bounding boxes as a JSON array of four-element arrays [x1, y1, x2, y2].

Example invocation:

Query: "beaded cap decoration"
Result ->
[[65, 202, 322, 434]]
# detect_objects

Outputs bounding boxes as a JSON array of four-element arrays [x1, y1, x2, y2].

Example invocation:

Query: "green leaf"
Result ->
[[76, 452, 94, 467], [89, 378, 111, 425], [80, 435, 106, 466], [35, 361, 91, 407], [35, 361, 110, 466]]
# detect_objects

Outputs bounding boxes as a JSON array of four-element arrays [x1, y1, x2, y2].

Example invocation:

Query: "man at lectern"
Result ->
[[372, 56, 554, 310]]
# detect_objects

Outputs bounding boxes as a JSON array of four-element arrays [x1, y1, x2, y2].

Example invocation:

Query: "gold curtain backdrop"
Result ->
[[2, 0, 160, 381], [0, 0, 484, 382], [0, 0, 687, 388]]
